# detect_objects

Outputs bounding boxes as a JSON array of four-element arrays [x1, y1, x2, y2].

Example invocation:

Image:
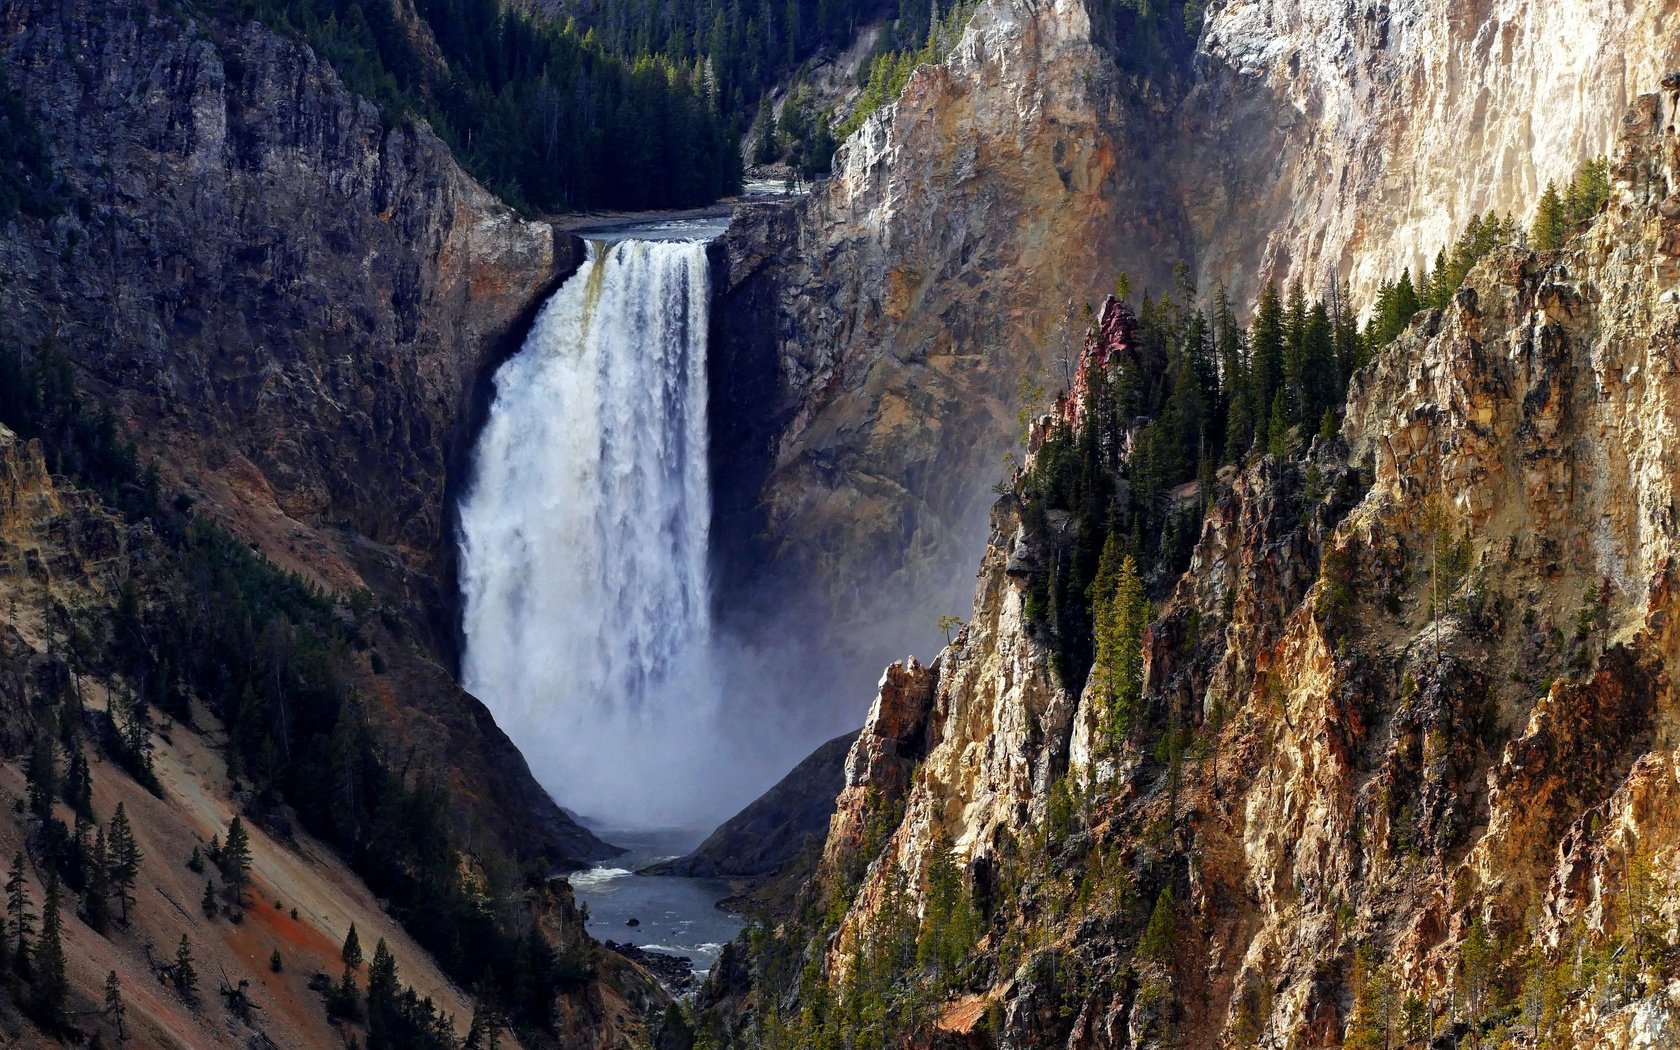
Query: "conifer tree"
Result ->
[[342, 922, 364, 970], [105, 969, 127, 1041], [35, 874, 68, 1027], [1570, 157, 1610, 224], [1139, 885, 1178, 963], [366, 939, 400, 1050], [108, 802, 141, 924], [220, 815, 252, 906], [1532, 181, 1567, 251], [334, 923, 364, 1020], [25, 733, 55, 819], [63, 746, 93, 821], [1460, 917, 1495, 1049], [1266, 389, 1293, 459], [173, 934, 198, 1001], [85, 826, 112, 934], [1248, 282, 1286, 442], [1298, 301, 1336, 430], [202, 877, 218, 919], [1091, 543, 1149, 751], [5, 849, 32, 970]]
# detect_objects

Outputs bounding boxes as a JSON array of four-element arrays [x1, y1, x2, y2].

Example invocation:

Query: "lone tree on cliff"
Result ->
[[108, 802, 142, 924], [219, 815, 252, 906]]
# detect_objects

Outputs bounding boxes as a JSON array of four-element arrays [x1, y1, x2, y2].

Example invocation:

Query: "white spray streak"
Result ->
[[458, 238, 729, 827]]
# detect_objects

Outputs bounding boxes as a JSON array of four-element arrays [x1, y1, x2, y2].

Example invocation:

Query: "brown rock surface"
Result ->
[[772, 79, 1680, 1049]]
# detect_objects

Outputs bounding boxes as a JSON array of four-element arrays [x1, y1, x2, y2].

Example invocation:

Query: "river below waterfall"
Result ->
[[569, 828, 744, 983]]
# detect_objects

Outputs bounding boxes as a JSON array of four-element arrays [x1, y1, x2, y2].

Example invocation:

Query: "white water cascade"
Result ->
[[458, 237, 731, 829]]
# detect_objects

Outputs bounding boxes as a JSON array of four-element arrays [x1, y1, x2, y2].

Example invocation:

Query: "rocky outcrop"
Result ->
[[0, 0, 577, 629], [1194, 0, 1680, 307], [763, 77, 1680, 1050]]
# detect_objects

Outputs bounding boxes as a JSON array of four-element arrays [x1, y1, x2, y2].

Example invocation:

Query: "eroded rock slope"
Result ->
[[733, 78, 1680, 1050]]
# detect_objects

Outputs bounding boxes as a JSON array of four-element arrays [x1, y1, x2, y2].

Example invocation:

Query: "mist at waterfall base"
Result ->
[[458, 236, 855, 832]]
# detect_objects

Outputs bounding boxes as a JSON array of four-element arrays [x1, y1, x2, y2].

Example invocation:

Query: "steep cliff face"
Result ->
[[715, 0, 1680, 724], [1194, 0, 1680, 306], [0, 0, 608, 868], [712, 0, 1192, 709], [0, 0, 576, 621], [738, 80, 1680, 1049]]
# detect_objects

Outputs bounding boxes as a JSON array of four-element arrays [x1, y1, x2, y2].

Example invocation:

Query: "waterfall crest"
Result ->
[[458, 238, 723, 827]]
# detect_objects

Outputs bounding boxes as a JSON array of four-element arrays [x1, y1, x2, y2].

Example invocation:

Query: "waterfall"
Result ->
[[458, 238, 724, 828]]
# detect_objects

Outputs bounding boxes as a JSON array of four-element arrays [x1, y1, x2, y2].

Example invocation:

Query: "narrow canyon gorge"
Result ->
[[0, 0, 1678, 1046]]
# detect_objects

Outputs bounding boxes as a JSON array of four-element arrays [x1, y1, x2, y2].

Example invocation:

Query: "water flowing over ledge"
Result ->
[[458, 238, 730, 827]]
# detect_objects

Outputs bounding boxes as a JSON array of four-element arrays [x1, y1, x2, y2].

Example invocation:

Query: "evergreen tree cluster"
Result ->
[[1366, 211, 1517, 350], [0, 340, 582, 1040], [834, 0, 977, 140], [1017, 274, 1361, 696], [329, 928, 478, 1049], [2, 853, 71, 1032], [1532, 156, 1611, 252], [201, 0, 739, 211], [752, 80, 840, 180], [560, 0, 894, 127]]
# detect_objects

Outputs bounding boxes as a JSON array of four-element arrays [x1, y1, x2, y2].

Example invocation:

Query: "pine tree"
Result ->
[[750, 98, 779, 164], [1570, 156, 1610, 224], [108, 802, 141, 924], [342, 922, 364, 970], [220, 815, 252, 906], [5, 850, 33, 971], [1139, 886, 1178, 962], [1266, 389, 1294, 459], [1460, 916, 1495, 1050], [1297, 300, 1336, 430], [1347, 945, 1395, 1050], [85, 826, 113, 934], [1091, 543, 1150, 752], [63, 745, 93, 821], [25, 733, 55, 819], [173, 934, 198, 1001], [368, 938, 398, 1000], [202, 877, 218, 919], [1248, 281, 1286, 444], [105, 969, 127, 1041], [1532, 181, 1567, 251], [35, 875, 68, 1026], [366, 939, 399, 1050], [333, 923, 364, 1020], [270, 947, 284, 973]]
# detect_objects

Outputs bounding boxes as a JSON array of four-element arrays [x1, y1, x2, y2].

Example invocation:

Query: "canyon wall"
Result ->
[[717, 0, 1680, 738], [711, 0, 1193, 717], [759, 77, 1680, 1048], [0, 0, 578, 630], [1193, 0, 1680, 306], [0, 0, 603, 867]]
